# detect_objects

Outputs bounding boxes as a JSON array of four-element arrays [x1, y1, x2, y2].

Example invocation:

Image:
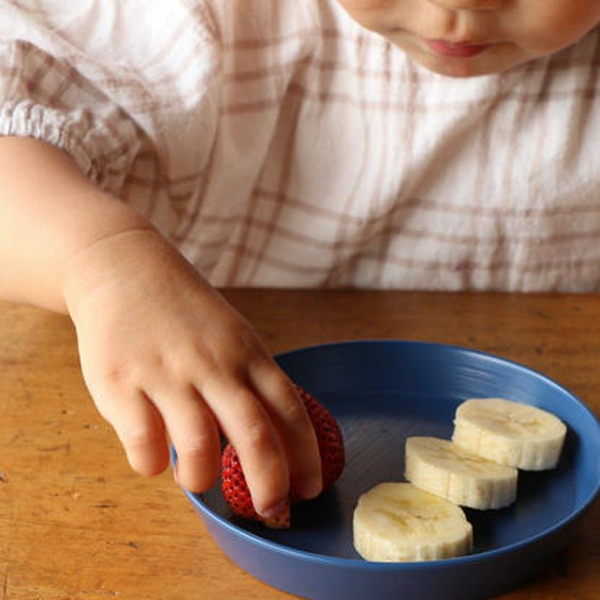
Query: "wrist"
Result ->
[[61, 225, 170, 322]]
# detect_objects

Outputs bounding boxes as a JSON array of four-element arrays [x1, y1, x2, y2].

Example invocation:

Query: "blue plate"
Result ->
[[176, 340, 600, 600]]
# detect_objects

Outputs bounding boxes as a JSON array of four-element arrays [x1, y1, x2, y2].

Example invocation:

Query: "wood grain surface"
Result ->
[[1, 290, 600, 600]]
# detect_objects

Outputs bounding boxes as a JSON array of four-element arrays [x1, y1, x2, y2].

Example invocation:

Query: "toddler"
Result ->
[[1, 0, 599, 521]]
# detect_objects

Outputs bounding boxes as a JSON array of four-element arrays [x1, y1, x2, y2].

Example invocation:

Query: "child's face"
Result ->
[[337, 0, 600, 77]]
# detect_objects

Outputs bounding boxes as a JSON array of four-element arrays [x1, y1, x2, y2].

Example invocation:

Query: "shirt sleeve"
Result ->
[[0, 39, 143, 194], [0, 0, 222, 210]]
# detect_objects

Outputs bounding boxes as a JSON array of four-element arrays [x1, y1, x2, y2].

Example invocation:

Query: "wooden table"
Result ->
[[2, 290, 600, 600]]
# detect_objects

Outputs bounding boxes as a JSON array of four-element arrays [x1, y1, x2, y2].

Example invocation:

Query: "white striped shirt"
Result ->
[[1, 0, 600, 291]]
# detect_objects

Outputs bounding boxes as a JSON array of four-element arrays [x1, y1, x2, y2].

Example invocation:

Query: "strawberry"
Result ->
[[220, 384, 345, 528], [294, 385, 345, 492]]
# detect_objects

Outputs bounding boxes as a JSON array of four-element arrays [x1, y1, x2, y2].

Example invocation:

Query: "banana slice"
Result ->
[[353, 482, 473, 562], [452, 398, 567, 470], [405, 436, 518, 509]]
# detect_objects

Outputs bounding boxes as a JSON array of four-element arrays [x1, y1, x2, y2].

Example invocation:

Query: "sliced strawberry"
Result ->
[[221, 384, 345, 527]]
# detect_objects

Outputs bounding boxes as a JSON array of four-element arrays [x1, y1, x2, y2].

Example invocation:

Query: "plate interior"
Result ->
[[193, 341, 600, 561]]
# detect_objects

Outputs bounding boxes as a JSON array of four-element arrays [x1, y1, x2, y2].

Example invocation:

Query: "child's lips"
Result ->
[[424, 38, 493, 58]]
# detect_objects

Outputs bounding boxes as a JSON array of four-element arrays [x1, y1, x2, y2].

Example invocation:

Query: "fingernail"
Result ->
[[258, 497, 289, 520], [297, 478, 322, 500]]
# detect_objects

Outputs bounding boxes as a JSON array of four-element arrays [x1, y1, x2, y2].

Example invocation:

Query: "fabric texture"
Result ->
[[1, 0, 600, 291]]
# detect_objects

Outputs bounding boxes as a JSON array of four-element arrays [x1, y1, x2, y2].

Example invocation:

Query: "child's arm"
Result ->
[[0, 136, 322, 518]]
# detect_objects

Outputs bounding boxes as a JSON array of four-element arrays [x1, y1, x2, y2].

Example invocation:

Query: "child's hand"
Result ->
[[63, 229, 323, 519]]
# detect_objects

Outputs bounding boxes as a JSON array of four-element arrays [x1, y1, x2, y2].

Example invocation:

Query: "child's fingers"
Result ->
[[248, 361, 323, 500], [154, 386, 222, 493], [198, 375, 290, 518], [97, 390, 170, 476]]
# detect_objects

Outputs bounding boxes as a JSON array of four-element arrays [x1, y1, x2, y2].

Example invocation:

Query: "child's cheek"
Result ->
[[521, 3, 600, 53], [335, 0, 397, 33], [336, 0, 395, 11]]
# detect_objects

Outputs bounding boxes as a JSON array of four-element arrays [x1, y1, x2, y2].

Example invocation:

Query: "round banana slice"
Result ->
[[452, 398, 567, 470], [405, 436, 518, 509], [353, 482, 473, 562]]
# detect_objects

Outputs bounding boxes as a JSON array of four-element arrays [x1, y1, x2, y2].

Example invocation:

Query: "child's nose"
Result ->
[[429, 0, 504, 9]]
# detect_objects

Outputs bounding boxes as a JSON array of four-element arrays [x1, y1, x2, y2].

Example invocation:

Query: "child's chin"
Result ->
[[406, 45, 524, 78]]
